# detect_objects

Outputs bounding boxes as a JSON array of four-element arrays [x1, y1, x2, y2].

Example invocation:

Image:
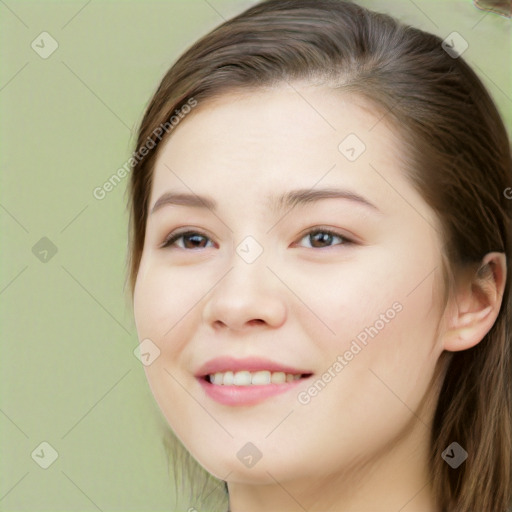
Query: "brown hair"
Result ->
[[126, 1, 512, 510]]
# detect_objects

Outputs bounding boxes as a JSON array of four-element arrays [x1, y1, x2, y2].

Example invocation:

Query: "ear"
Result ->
[[442, 252, 507, 352]]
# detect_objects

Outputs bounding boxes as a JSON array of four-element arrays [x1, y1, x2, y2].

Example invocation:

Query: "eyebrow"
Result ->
[[150, 187, 381, 215]]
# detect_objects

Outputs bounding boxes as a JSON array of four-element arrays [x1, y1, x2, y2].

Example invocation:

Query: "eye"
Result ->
[[296, 228, 353, 249], [161, 230, 215, 250], [160, 227, 353, 250]]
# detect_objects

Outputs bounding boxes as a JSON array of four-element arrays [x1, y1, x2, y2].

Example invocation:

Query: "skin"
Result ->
[[133, 84, 506, 512]]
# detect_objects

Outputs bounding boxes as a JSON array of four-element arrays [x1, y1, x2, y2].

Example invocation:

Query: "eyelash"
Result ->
[[160, 228, 355, 250]]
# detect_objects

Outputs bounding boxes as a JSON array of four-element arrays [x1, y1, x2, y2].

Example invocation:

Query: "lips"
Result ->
[[194, 356, 314, 406], [195, 356, 313, 378]]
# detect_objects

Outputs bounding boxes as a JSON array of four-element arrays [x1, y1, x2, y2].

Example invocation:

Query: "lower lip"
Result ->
[[197, 376, 309, 406]]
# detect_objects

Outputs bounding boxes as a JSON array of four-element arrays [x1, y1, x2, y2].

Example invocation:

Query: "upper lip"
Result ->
[[195, 356, 313, 377]]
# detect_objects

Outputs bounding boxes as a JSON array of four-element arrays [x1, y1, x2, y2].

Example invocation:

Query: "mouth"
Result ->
[[197, 373, 313, 406], [195, 356, 314, 406]]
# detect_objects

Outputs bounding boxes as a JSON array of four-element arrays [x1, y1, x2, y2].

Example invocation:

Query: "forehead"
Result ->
[[149, 85, 411, 216]]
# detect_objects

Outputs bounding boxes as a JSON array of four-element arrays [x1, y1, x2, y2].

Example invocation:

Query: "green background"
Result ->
[[0, 0, 510, 510]]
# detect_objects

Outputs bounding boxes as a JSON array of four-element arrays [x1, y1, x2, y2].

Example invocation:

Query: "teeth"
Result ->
[[208, 370, 303, 386], [271, 371, 286, 384], [223, 371, 234, 385], [234, 371, 251, 386], [252, 371, 271, 385]]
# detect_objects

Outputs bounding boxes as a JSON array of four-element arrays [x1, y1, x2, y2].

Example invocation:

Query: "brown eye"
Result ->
[[162, 231, 214, 249], [299, 229, 352, 249]]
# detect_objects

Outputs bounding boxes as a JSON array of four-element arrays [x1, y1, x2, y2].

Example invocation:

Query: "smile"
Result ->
[[195, 356, 314, 406]]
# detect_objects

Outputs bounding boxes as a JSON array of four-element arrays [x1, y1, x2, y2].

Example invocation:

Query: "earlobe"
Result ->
[[442, 252, 507, 352]]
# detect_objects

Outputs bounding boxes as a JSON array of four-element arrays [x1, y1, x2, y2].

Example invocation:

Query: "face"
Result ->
[[133, 84, 447, 486]]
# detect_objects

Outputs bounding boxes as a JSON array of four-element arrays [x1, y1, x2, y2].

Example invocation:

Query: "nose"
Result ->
[[202, 259, 287, 332]]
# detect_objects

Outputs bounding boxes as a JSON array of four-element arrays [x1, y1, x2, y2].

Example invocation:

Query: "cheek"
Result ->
[[332, 269, 443, 415], [289, 254, 404, 344], [296, 280, 441, 444], [133, 261, 207, 429], [307, 248, 442, 374], [133, 259, 206, 343]]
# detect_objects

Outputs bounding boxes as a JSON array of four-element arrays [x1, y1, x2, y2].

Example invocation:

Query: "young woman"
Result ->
[[126, 1, 512, 510]]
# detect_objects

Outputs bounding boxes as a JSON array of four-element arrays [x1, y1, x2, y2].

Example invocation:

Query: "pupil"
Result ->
[[311, 232, 332, 247], [185, 234, 206, 248]]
